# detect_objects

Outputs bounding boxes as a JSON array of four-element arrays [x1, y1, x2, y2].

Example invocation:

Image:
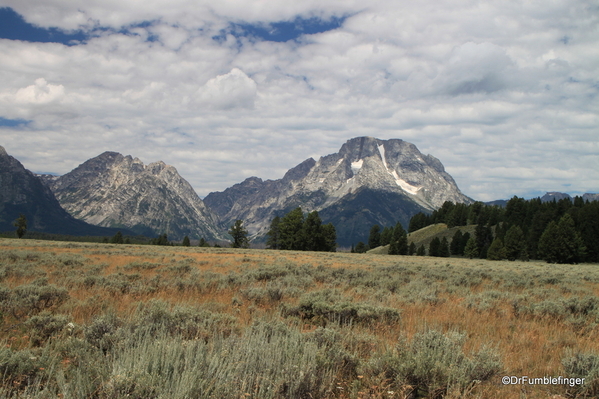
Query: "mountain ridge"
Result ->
[[45, 151, 223, 241], [0, 145, 130, 237], [205, 136, 473, 245]]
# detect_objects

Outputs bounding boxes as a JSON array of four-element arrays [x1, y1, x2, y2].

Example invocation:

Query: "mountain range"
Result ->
[[41, 151, 223, 241], [2, 138, 596, 246], [0, 145, 127, 237], [204, 137, 472, 245]]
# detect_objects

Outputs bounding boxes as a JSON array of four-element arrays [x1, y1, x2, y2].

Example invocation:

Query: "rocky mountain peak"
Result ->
[[46, 152, 222, 240], [205, 136, 472, 245], [0, 146, 126, 236]]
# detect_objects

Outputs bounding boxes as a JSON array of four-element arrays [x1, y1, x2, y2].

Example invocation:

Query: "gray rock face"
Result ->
[[47, 152, 222, 240], [0, 146, 122, 236], [204, 137, 472, 244]]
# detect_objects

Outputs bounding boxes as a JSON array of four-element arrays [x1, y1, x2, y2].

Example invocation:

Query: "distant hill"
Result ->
[[368, 223, 477, 255]]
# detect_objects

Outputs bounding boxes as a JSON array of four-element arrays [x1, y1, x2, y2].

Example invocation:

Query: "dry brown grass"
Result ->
[[1, 238, 598, 398]]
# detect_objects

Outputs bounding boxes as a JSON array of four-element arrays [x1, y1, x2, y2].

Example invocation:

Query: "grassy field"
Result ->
[[1, 238, 598, 398]]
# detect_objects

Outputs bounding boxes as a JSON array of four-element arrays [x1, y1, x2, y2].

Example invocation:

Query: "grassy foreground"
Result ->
[[1, 239, 599, 398]]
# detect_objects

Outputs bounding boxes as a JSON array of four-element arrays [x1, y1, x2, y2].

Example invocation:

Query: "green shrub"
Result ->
[[283, 289, 400, 326], [24, 312, 70, 346], [563, 351, 599, 397], [0, 347, 51, 391], [133, 299, 239, 340], [395, 330, 502, 397], [0, 283, 69, 319]]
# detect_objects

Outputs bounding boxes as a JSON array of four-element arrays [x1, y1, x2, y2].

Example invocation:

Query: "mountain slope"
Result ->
[[0, 146, 127, 236], [46, 152, 222, 240], [205, 136, 472, 246]]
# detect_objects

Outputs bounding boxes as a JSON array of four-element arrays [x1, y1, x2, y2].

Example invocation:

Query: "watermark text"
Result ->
[[502, 376, 584, 387]]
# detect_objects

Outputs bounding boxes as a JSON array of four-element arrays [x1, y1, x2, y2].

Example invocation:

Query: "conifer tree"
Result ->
[[278, 207, 305, 250], [439, 237, 450, 257], [368, 225, 382, 249], [321, 223, 337, 252], [416, 244, 426, 256], [538, 214, 586, 264], [487, 238, 506, 260], [266, 216, 282, 249], [13, 214, 27, 239], [110, 231, 124, 244], [464, 236, 478, 259], [429, 237, 441, 257], [503, 225, 527, 261], [388, 222, 408, 255], [182, 236, 190, 247], [355, 242, 367, 253], [450, 230, 463, 255], [229, 220, 250, 249], [381, 226, 393, 246], [408, 242, 416, 255]]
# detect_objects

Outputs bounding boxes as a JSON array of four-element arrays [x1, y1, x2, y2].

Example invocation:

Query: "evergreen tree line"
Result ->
[[407, 196, 598, 264], [266, 208, 336, 252]]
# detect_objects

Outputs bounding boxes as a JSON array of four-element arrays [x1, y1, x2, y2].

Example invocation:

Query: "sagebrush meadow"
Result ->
[[1, 239, 598, 398]]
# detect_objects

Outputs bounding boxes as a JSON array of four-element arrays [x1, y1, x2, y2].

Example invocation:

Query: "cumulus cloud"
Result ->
[[196, 68, 258, 110], [0, 0, 597, 201], [15, 78, 65, 104]]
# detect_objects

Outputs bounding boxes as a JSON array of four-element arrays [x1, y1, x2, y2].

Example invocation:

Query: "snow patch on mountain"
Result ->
[[351, 159, 363, 174]]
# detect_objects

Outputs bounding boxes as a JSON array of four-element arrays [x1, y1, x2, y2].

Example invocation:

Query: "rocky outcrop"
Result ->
[[205, 137, 473, 245], [47, 152, 222, 240]]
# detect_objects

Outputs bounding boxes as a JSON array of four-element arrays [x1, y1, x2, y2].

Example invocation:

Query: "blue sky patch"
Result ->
[[0, 117, 30, 127], [216, 15, 346, 43], [0, 7, 88, 45]]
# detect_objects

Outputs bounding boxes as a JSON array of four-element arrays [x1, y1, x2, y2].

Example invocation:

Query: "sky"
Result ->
[[0, 1, 597, 202]]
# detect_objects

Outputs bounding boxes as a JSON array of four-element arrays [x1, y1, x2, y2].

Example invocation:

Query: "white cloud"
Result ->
[[196, 68, 258, 110], [15, 78, 66, 104], [0, 0, 597, 201]]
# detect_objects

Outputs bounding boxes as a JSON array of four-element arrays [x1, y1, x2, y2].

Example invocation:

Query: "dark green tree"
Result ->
[[503, 225, 528, 261], [321, 223, 337, 252], [279, 207, 305, 250], [429, 237, 441, 257], [578, 202, 599, 262], [464, 236, 478, 259], [475, 218, 493, 259], [13, 214, 27, 239], [416, 244, 426, 256], [459, 232, 471, 255], [354, 241, 367, 253], [487, 238, 506, 260], [198, 237, 210, 247], [450, 230, 463, 255], [151, 233, 170, 246], [229, 220, 250, 249], [538, 214, 586, 264], [409, 212, 430, 232], [439, 237, 450, 257], [110, 231, 124, 244], [266, 216, 282, 249], [302, 211, 324, 251], [408, 242, 416, 255], [182, 236, 190, 247], [381, 226, 393, 246], [388, 222, 408, 255], [368, 225, 382, 249]]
